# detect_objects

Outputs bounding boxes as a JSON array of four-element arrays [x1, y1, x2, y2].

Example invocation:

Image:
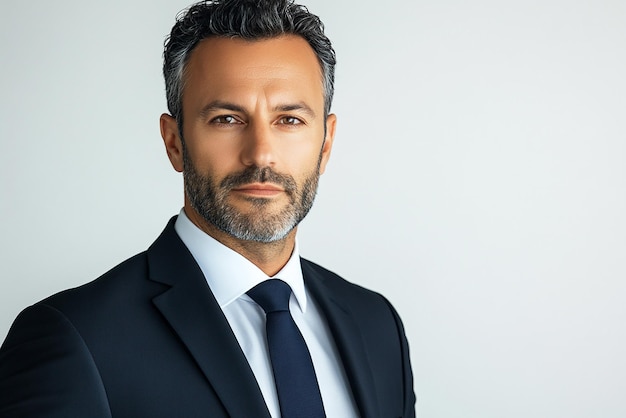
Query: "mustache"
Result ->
[[220, 166, 297, 194]]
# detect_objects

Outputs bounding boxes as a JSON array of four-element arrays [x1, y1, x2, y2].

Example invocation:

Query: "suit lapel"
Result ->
[[147, 218, 271, 418], [303, 261, 381, 418]]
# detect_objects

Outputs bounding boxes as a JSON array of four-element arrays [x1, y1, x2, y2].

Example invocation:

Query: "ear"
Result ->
[[319, 113, 336, 175], [160, 113, 184, 172]]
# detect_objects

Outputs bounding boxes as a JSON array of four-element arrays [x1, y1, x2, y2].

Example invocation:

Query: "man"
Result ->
[[0, 0, 415, 417]]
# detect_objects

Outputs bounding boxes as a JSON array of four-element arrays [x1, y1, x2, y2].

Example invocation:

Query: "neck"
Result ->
[[184, 206, 296, 277]]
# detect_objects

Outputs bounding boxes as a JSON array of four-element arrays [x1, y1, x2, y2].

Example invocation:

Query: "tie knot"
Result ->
[[247, 279, 292, 313]]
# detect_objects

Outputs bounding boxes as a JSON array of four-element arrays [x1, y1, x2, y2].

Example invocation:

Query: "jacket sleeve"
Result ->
[[0, 304, 112, 418], [385, 298, 417, 418]]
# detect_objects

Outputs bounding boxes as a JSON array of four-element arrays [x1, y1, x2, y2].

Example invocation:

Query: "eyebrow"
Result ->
[[199, 101, 245, 119], [199, 100, 317, 119], [273, 102, 317, 118]]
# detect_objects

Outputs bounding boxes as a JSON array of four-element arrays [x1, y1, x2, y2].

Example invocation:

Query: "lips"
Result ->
[[232, 183, 285, 196]]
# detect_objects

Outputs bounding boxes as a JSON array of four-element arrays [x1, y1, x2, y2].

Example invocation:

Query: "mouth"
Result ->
[[231, 183, 285, 197]]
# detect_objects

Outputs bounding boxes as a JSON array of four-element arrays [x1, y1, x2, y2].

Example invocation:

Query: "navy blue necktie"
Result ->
[[248, 279, 326, 418]]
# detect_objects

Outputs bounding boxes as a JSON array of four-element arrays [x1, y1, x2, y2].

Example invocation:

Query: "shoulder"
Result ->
[[300, 257, 379, 296], [23, 251, 168, 335], [300, 257, 392, 297], [300, 257, 401, 321], [0, 256, 149, 416], [41, 252, 151, 309], [1, 250, 168, 363]]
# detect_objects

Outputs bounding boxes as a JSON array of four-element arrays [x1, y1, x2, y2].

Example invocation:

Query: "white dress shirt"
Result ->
[[174, 210, 358, 418]]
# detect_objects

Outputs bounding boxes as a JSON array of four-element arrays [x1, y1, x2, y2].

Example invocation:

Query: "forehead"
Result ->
[[182, 35, 325, 111]]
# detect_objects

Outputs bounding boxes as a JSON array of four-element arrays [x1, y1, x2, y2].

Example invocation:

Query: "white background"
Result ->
[[1, 1, 625, 417]]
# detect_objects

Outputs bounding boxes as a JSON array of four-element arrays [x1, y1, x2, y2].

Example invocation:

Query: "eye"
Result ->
[[211, 115, 242, 125], [277, 116, 303, 126]]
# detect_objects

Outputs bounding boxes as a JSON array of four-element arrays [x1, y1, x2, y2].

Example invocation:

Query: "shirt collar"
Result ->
[[173, 209, 308, 312]]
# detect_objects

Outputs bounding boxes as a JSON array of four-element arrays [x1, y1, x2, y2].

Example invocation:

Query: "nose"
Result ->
[[240, 121, 276, 168]]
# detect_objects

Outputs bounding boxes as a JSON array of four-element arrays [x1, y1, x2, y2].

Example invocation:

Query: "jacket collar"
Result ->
[[146, 217, 271, 418], [302, 260, 381, 418]]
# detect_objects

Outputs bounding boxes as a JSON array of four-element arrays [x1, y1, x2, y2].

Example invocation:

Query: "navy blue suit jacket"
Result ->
[[0, 218, 415, 417]]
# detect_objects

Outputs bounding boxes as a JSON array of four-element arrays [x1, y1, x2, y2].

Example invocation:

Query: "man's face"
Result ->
[[162, 35, 335, 243]]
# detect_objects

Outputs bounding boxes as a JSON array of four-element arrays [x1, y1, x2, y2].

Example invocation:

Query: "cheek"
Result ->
[[187, 140, 242, 175], [291, 147, 325, 180], [280, 144, 322, 174], [279, 132, 325, 159]]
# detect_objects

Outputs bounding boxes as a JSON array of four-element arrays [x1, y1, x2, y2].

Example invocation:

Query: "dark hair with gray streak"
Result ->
[[163, 0, 336, 131]]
